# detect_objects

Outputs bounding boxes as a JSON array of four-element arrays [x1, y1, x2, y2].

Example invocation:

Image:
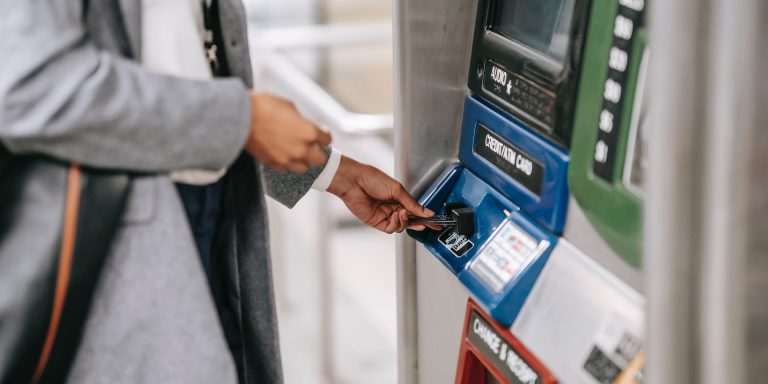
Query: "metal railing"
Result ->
[[250, 22, 393, 135]]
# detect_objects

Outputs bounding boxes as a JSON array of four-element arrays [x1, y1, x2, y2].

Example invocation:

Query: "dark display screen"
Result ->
[[490, 0, 577, 62]]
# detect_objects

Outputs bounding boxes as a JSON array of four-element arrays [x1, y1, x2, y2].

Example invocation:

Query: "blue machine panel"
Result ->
[[407, 163, 557, 326], [459, 96, 570, 234], [407, 96, 570, 326]]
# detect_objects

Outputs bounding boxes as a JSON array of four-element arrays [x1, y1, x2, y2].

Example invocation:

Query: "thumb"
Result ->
[[393, 184, 434, 218]]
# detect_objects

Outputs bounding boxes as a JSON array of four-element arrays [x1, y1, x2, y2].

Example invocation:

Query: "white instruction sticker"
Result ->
[[470, 218, 548, 293]]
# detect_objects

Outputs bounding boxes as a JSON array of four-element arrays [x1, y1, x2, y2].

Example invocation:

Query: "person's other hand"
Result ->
[[328, 156, 434, 234], [244, 92, 331, 173]]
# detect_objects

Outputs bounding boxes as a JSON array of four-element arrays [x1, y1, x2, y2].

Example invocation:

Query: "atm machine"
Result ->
[[395, 0, 649, 382]]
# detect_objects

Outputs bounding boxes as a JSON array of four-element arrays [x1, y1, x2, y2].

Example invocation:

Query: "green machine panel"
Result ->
[[569, 0, 647, 267]]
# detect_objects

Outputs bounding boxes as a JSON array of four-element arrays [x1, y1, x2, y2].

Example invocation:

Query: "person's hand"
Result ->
[[328, 156, 434, 234], [244, 92, 332, 173]]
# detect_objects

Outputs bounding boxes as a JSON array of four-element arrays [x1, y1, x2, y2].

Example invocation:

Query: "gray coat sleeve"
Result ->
[[262, 147, 331, 208], [0, 1, 250, 172]]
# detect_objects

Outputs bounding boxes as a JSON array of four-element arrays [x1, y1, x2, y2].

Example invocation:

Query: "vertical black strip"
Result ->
[[592, 4, 645, 181]]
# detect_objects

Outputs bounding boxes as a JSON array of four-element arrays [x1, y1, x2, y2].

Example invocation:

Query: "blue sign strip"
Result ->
[[459, 96, 570, 234]]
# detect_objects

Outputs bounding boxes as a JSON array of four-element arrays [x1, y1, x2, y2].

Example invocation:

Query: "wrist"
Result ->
[[328, 155, 358, 198], [311, 147, 341, 191], [245, 92, 261, 148], [245, 92, 274, 156]]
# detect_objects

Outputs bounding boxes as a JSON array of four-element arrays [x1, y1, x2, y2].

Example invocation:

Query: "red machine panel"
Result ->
[[456, 299, 556, 384]]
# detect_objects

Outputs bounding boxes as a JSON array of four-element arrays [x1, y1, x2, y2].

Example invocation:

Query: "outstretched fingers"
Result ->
[[392, 184, 434, 218]]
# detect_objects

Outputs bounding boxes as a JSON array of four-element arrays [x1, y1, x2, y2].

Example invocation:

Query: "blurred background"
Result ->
[[242, 1, 396, 383]]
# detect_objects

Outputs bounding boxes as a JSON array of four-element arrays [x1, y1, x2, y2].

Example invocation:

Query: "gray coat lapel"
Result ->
[[217, 0, 253, 87], [117, 0, 141, 59]]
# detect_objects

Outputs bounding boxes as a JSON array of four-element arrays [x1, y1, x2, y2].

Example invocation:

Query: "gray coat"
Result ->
[[0, 0, 324, 382]]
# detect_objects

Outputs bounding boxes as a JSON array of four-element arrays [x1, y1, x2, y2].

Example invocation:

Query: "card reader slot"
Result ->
[[409, 205, 476, 237]]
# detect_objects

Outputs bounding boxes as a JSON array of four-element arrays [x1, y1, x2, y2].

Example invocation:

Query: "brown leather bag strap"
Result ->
[[32, 164, 82, 383]]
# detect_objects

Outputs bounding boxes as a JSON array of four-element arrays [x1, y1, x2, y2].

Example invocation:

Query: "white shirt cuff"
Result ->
[[311, 147, 342, 191]]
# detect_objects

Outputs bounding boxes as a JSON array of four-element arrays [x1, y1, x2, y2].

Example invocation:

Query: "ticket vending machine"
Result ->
[[405, 0, 583, 329], [395, 0, 649, 383]]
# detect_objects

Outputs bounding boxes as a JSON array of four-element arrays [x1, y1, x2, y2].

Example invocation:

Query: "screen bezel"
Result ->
[[488, 0, 577, 65], [468, 0, 592, 148]]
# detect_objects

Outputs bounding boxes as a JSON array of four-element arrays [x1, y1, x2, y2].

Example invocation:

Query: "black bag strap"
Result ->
[[1, 2, 133, 380], [34, 167, 131, 384]]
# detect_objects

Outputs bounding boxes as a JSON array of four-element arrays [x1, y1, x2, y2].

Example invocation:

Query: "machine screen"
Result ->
[[624, 51, 649, 196], [626, 107, 647, 194], [490, 0, 577, 63], [470, 218, 549, 293]]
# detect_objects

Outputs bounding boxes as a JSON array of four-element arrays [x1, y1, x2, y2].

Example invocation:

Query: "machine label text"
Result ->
[[438, 229, 474, 257], [482, 60, 556, 129], [467, 311, 542, 384], [474, 124, 544, 196], [592, 1, 645, 181]]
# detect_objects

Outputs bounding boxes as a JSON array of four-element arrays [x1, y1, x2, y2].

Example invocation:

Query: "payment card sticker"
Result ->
[[469, 218, 549, 293], [438, 228, 475, 257]]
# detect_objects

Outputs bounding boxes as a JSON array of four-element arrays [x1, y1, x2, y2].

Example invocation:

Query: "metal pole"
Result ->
[[647, 0, 760, 382], [393, 2, 419, 383], [698, 0, 759, 381], [646, 0, 709, 379], [394, 0, 477, 382]]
